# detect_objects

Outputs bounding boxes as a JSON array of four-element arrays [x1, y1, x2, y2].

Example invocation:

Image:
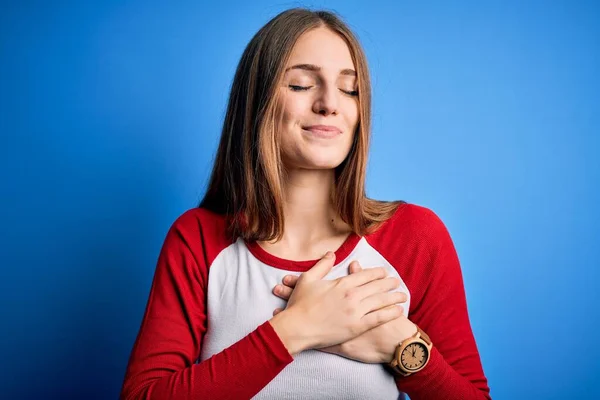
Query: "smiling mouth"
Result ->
[[302, 127, 342, 138]]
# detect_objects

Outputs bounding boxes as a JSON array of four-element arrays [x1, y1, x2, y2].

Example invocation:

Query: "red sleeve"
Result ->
[[120, 213, 294, 400], [391, 206, 491, 400]]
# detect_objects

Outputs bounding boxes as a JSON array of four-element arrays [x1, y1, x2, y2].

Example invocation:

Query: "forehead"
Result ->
[[286, 27, 355, 71]]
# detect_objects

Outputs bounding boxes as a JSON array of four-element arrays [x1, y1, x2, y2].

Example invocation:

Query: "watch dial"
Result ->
[[401, 342, 428, 370]]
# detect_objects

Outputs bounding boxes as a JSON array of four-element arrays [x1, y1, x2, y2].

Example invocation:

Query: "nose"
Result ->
[[312, 83, 338, 116]]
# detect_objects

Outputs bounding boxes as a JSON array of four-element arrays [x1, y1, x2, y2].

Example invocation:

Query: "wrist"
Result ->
[[386, 321, 418, 362], [387, 323, 433, 377], [269, 309, 313, 356]]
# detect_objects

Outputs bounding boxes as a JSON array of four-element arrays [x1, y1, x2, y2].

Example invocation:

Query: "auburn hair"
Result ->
[[199, 7, 405, 241]]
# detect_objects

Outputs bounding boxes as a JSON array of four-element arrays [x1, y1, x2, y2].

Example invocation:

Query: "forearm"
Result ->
[[394, 346, 491, 400], [121, 321, 293, 400], [381, 321, 489, 399]]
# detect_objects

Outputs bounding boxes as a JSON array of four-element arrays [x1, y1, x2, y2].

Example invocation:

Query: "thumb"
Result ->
[[303, 251, 336, 281]]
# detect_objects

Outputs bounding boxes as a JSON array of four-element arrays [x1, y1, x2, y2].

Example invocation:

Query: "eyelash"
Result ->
[[288, 85, 358, 97]]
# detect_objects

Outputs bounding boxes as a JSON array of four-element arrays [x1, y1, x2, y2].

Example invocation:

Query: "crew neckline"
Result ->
[[244, 232, 362, 272]]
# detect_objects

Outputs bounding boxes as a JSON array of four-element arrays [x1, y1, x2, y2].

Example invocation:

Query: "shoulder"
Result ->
[[164, 207, 236, 265], [170, 207, 229, 234], [375, 202, 449, 239], [365, 202, 454, 260], [365, 202, 462, 292]]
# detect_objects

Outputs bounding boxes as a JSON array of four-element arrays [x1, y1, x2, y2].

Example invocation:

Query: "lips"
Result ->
[[303, 125, 342, 138]]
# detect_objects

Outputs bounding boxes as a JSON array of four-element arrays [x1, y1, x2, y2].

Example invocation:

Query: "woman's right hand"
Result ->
[[269, 251, 404, 356]]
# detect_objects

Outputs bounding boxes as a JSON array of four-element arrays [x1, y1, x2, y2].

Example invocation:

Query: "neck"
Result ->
[[264, 168, 350, 246]]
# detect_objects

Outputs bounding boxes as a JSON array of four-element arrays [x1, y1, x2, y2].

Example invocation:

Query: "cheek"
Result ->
[[347, 102, 360, 128], [280, 95, 308, 124]]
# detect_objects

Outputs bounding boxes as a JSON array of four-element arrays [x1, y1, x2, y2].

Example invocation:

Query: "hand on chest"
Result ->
[[204, 238, 411, 342]]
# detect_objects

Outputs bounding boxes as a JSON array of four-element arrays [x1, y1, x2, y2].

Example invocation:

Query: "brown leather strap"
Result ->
[[417, 326, 432, 347]]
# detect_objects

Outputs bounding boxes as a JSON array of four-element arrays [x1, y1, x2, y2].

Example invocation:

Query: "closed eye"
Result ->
[[288, 85, 358, 96], [288, 85, 312, 91]]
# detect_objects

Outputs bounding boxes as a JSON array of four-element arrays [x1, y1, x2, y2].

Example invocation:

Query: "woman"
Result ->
[[121, 8, 491, 400]]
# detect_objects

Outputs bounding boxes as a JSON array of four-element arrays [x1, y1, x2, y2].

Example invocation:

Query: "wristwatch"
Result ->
[[388, 325, 433, 377]]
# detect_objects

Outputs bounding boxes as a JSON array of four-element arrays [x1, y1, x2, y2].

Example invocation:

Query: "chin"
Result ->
[[302, 153, 348, 169]]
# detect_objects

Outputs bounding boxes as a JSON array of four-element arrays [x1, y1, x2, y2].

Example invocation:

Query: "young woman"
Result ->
[[121, 8, 491, 400]]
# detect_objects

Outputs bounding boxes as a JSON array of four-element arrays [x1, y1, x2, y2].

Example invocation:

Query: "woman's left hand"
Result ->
[[272, 261, 418, 364]]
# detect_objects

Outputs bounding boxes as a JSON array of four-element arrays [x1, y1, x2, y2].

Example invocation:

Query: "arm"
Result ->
[[120, 220, 293, 400], [393, 209, 491, 400]]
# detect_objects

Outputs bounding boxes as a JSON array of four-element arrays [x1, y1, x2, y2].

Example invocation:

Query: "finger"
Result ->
[[272, 308, 284, 316], [360, 304, 403, 329], [348, 260, 362, 274], [349, 277, 403, 301], [359, 291, 407, 315], [272, 284, 293, 300], [337, 266, 388, 288], [303, 251, 336, 281], [282, 274, 299, 288]]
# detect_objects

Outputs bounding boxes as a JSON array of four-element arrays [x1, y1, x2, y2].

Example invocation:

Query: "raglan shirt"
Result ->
[[120, 203, 491, 400]]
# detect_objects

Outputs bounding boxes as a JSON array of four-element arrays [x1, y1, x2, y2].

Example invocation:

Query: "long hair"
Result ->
[[199, 8, 404, 241]]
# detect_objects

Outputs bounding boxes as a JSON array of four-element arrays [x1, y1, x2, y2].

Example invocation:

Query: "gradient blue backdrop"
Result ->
[[2, 1, 598, 399]]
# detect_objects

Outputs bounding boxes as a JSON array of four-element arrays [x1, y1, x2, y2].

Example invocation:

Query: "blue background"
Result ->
[[2, 1, 598, 399]]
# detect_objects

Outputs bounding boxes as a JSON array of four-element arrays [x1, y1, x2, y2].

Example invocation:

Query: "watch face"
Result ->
[[401, 342, 429, 371]]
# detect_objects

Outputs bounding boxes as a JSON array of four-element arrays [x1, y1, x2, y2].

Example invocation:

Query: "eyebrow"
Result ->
[[284, 63, 356, 77]]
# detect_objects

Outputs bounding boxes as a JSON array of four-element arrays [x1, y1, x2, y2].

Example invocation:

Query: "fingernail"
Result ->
[[325, 251, 334, 258]]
